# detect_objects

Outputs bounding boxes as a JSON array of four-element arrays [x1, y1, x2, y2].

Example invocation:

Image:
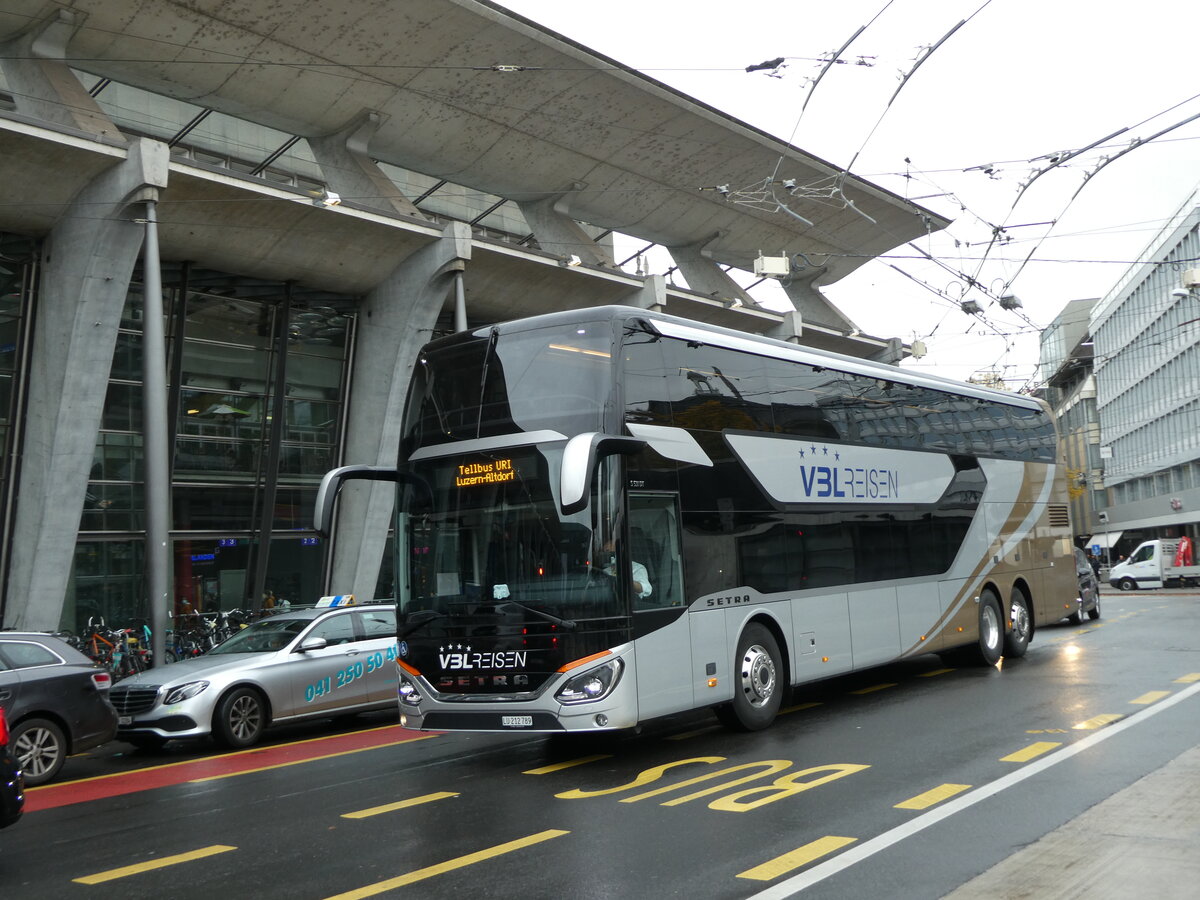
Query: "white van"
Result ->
[[1108, 539, 1200, 590]]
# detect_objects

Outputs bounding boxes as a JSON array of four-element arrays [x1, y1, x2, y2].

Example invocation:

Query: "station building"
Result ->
[[0, 0, 945, 631]]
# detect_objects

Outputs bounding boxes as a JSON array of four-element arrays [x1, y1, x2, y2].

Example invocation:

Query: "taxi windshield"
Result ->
[[208, 617, 309, 654]]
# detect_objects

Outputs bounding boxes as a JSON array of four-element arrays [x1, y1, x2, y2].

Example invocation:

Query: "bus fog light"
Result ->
[[555, 658, 624, 704]]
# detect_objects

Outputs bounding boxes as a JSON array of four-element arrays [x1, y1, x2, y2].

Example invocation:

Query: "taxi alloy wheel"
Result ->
[[214, 687, 266, 748]]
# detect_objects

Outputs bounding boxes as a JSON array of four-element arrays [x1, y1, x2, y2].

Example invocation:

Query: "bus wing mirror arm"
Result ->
[[313, 465, 407, 537], [560, 433, 645, 516]]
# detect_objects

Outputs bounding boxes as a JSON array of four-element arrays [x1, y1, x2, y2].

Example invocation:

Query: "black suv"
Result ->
[[0, 633, 118, 785]]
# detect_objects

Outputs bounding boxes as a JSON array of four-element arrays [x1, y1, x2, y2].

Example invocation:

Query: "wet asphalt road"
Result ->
[[5, 588, 1199, 899]]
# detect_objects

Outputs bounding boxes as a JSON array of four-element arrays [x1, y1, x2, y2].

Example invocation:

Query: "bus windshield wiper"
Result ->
[[475, 327, 500, 438], [496, 600, 576, 631], [398, 609, 449, 639]]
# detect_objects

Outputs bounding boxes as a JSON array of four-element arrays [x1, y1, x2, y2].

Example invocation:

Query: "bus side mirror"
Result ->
[[560, 433, 645, 516], [313, 465, 419, 537]]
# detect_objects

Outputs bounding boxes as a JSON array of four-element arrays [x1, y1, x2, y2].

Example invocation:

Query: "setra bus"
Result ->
[[315, 306, 1077, 733]]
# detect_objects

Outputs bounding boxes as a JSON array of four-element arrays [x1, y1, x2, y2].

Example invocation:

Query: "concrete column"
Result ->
[[620, 274, 668, 312], [330, 221, 472, 601], [666, 234, 757, 308], [767, 310, 805, 344], [5, 138, 169, 630], [779, 267, 859, 334], [308, 111, 424, 219], [0, 9, 120, 138], [516, 184, 613, 267]]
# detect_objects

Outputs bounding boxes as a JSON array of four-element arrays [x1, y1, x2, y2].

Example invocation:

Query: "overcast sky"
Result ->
[[495, 0, 1200, 388]]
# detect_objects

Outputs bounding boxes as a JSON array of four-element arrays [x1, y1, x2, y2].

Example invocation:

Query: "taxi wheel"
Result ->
[[214, 687, 267, 748], [12, 717, 66, 786], [1088, 594, 1102, 620]]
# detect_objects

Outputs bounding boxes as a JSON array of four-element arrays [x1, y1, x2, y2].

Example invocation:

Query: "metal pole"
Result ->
[[454, 269, 467, 332], [141, 199, 170, 669]]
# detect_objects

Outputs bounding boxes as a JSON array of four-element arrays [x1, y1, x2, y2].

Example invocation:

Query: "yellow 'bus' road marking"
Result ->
[[894, 783, 972, 810], [918, 668, 954, 677], [1000, 741, 1061, 763], [523, 754, 611, 773], [1130, 691, 1171, 705], [1074, 714, 1124, 730], [779, 701, 822, 715], [322, 830, 569, 900], [341, 792, 458, 819], [850, 683, 896, 695], [73, 845, 236, 885], [737, 836, 858, 881], [1177, 673, 1200, 683]]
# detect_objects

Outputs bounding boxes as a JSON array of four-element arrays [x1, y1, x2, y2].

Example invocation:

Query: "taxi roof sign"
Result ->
[[315, 594, 355, 607]]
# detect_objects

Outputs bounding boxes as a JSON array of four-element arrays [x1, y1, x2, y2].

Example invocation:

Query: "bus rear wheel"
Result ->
[[716, 623, 783, 732], [1003, 589, 1031, 658]]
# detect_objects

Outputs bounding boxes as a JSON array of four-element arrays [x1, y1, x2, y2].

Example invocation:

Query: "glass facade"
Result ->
[[54, 263, 356, 630]]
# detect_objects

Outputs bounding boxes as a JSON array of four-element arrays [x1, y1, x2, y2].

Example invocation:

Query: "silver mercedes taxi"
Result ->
[[109, 604, 398, 749]]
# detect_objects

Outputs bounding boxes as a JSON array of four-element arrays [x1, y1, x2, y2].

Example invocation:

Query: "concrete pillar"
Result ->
[[779, 267, 859, 334], [666, 234, 757, 308], [620, 274, 668, 312], [0, 9, 120, 138], [308, 111, 424, 219], [767, 310, 805, 344], [5, 138, 169, 630], [516, 184, 613, 267], [870, 337, 906, 366], [330, 221, 472, 601]]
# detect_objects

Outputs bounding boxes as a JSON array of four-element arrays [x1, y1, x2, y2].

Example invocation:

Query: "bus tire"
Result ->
[[716, 623, 783, 732], [1003, 589, 1031, 658], [971, 590, 1004, 666]]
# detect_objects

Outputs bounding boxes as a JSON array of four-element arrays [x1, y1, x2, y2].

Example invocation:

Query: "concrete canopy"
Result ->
[[0, 0, 946, 288]]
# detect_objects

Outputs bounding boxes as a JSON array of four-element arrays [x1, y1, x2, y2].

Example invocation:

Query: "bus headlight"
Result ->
[[555, 658, 624, 704], [398, 677, 422, 707]]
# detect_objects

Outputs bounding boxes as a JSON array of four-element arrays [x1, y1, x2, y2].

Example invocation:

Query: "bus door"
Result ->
[[628, 492, 691, 719]]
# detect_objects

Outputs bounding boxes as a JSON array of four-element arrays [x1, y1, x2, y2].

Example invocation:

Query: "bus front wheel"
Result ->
[[716, 623, 783, 732]]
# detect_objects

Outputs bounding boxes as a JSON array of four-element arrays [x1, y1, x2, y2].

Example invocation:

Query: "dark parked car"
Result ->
[[0, 633, 118, 785], [0, 707, 23, 829], [1069, 548, 1102, 624]]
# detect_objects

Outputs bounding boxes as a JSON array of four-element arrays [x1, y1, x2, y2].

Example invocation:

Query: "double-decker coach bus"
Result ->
[[315, 306, 1077, 733]]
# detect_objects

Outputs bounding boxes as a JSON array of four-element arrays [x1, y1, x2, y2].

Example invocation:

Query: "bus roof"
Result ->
[[443, 305, 1044, 413]]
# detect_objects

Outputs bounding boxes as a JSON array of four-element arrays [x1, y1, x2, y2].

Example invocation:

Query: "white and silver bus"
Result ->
[[316, 306, 1077, 733]]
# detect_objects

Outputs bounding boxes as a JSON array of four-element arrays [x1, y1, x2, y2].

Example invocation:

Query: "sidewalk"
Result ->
[[943, 743, 1200, 899]]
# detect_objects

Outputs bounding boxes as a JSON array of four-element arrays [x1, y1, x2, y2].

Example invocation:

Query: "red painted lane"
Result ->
[[25, 725, 438, 812]]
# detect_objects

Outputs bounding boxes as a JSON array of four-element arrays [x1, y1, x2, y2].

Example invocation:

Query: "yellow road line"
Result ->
[[1000, 741, 1061, 763], [666, 725, 721, 740], [523, 754, 611, 773], [342, 792, 458, 819], [894, 783, 971, 810], [918, 668, 954, 677], [850, 683, 896, 695], [1177, 673, 1200, 683], [74, 845, 236, 885], [189, 734, 438, 782], [737, 836, 857, 881], [779, 701, 822, 715], [1130, 691, 1171, 705], [322, 830, 569, 899], [1073, 714, 1124, 730]]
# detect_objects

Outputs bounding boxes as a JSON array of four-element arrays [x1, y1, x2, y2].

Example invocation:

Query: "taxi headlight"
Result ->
[[555, 658, 624, 705], [163, 681, 209, 705]]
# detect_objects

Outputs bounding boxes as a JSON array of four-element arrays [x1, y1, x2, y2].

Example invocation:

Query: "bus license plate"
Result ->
[[502, 715, 533, 728]]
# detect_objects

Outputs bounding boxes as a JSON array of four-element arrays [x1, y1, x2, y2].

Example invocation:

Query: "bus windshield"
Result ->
[[398, 444, 625, 625]]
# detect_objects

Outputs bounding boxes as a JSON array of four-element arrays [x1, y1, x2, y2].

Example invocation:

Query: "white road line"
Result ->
[[745, 679, 1200, 899]]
